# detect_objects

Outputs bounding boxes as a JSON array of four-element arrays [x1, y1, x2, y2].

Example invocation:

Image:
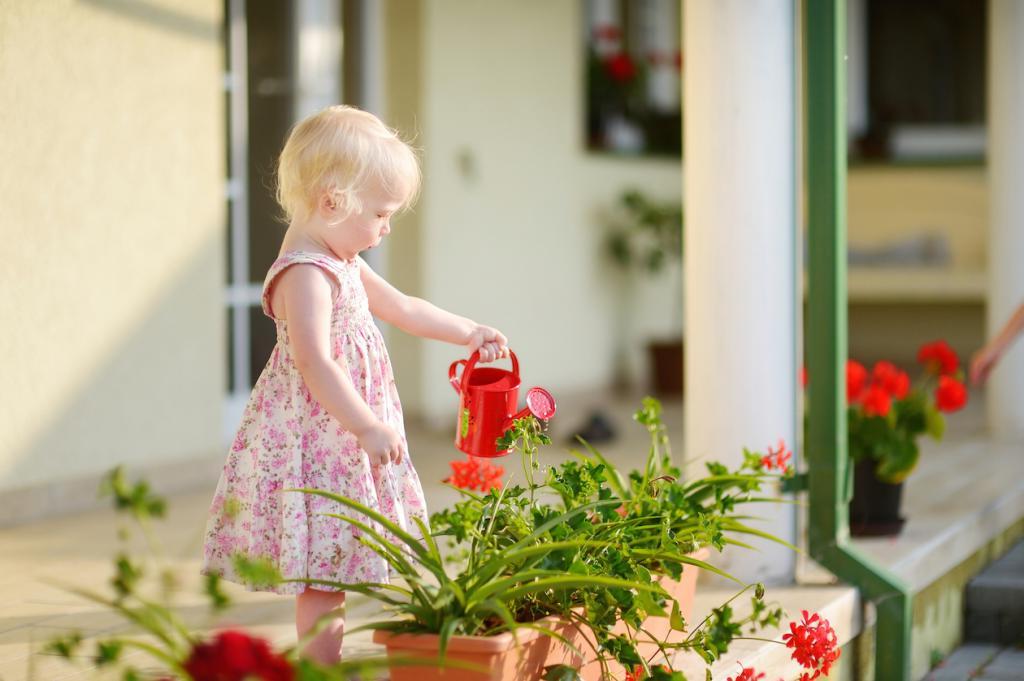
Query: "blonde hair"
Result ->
[[275, 105, 421, 223]]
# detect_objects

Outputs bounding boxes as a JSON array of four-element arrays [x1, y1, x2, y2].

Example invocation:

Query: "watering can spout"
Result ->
[[512, 387, 557, 425]]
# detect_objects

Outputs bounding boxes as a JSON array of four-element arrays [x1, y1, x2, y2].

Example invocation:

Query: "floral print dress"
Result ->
[[200, 250, 429, 595]]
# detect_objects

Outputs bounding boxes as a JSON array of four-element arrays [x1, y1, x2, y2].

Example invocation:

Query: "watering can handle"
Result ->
[[448, 359, 467, 394], [452, 350, 520, 393]]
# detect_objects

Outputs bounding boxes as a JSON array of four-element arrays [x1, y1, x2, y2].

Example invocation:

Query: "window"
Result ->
[[849, 0, 986, 162], [584, 0, 682, 156]]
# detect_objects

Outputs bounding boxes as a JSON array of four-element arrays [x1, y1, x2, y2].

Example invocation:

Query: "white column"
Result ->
[[684, 0, 797, 585], [988, 1, 1024, 439]]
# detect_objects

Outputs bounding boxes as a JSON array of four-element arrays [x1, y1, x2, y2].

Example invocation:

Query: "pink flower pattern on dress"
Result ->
[[199, 251, 429, 595]]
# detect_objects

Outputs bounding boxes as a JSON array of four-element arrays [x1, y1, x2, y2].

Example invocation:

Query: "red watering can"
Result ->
[[448, 350, 557, 458]]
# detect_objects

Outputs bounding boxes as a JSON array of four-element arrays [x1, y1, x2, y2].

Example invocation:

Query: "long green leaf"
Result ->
[[719, 519, 801, 552], [284, 487, 434, 565], [629, 550, 741, 583], [40, 578, 183, 654], [279, 578, 411, 605], [414, 515, 444, 567], [472, 574, 666, 611], [317, 511, 444, 584], [437, 616, 464, 661], [516, 620, 587, 659]]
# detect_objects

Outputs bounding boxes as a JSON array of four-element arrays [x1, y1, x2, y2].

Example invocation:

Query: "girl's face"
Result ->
[[321, 183, 405, 259]]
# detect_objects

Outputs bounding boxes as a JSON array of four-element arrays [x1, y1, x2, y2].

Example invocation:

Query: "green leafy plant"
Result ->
[[606, 191, 683, 276]]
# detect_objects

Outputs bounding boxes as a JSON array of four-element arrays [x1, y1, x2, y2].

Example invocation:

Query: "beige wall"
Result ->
[[0, 1, 225, 508], [384, 0, 682, 425], [846, 165, 988, 367], [848, 164, 987, 269]]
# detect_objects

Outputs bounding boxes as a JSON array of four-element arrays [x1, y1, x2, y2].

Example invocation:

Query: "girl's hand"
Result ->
[[970, 344, 1003, 387], [466, 324, 510, 363], [354, 421, 404, 466]]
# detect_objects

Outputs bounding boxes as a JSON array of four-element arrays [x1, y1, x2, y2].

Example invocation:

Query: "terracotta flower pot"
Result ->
[[577, 547, 709, 680], [373, 549, 708, 681], [373, 616, 583, 681]]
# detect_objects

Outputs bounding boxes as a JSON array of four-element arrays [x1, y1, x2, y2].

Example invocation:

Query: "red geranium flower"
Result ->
[[872, 361, 910, 400], [935, 375, 968, 413], [860, 384, 892, 417], [917, 340, 959, 376], [799, 366, 808, 389], [846, 360, 867, 402], [727, 667, 766, 681], [444, 457, 504, 492], [605, 52, 637, 82], [760, 439, 792, 473], [183, 629, 294, 681], [782, 610, 841, 681]]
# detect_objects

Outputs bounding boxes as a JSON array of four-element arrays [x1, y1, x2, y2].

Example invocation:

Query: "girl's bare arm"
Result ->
[[359, 258, 509, 361]]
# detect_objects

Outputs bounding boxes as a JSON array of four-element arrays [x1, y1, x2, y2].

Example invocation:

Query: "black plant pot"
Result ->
[[849, 458, 906, 537]]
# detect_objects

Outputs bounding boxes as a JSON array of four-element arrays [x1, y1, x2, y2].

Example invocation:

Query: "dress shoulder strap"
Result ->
[[261, 251, 347, 320]]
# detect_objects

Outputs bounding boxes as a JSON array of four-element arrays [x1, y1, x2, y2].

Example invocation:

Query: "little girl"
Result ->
[[199, 105, 509, 665]]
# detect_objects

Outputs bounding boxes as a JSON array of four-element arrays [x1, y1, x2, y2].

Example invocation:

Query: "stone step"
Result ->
[[965, 539, 1024, 645]]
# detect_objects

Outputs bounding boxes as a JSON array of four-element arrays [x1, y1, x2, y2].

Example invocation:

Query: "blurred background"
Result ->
[[0, 0, 992, 523]]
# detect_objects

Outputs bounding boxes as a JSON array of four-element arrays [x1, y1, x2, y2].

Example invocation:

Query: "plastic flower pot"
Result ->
[[848, 459, 905, 537], [372, 616, 584, 681]]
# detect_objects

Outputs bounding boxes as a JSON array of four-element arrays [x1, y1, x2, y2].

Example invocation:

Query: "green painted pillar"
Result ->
[[804, 0, 913, 678]]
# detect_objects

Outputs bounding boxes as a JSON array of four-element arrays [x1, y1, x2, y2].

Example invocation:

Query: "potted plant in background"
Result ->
[[605, 190, 684, 396], [832, 340, 968, 536]]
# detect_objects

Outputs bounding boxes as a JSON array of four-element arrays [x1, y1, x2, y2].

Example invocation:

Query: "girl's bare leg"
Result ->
[[295, 588, 346, 665]]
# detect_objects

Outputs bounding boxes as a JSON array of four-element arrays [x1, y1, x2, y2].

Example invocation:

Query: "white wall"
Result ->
[[0, 1, 225, 505], [389, 0, 683, 425]]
